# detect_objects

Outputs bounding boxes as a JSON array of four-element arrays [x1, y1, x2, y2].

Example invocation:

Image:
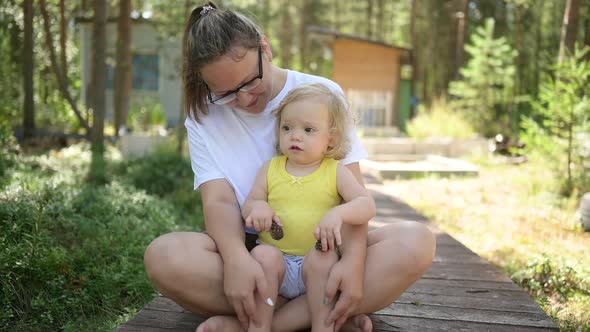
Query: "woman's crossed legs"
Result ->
[[144, 221, 436, 331]]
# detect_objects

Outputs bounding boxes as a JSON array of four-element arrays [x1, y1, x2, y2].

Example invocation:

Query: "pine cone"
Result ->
[[270, 221, 284, 240], [315, 239, 323, 251]]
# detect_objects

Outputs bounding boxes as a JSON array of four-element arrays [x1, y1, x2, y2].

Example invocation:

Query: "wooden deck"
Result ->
[[118, 177, 558, 331]]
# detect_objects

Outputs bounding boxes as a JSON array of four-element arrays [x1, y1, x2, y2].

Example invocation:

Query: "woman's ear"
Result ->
[[261, 35, 273, 62]]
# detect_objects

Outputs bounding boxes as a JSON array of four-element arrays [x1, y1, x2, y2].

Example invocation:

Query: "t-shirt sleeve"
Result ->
[[185, 117, 224, 190], [341, 127, 368, 165]]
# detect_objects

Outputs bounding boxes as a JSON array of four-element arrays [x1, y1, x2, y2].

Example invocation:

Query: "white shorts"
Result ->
[[278, 254, 306, 299]]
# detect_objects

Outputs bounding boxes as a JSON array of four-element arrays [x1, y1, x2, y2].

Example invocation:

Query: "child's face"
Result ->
[[278, 98, 333, 166]]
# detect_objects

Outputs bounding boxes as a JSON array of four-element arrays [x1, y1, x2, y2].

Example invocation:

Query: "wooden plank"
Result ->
[[413, 278, 523, 291], [143, 296, 189, 313], [376, 303, 556, 329], [406, 281, 531, 300], [434, 233, 465, 246], [373, 315, 558, 332], [396, 292, 544, 313], [424, 262, 513, 282], [433, 246, 491, 264], [117, 308, 203, 331]]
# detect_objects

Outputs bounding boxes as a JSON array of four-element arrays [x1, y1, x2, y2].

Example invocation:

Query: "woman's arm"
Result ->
[[200, 179, 248, 257], [200, 179, 271, 329]]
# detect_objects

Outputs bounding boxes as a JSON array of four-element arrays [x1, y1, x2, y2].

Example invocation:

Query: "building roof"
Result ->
[[307, 26, 411, 53]]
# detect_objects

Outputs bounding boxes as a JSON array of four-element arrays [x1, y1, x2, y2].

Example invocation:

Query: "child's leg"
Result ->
[[248, 244, 285, 332], [271, 295, 310, 332], [302, 249, 339, 332]]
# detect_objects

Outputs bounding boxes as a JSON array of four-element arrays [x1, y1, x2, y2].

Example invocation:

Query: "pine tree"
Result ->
[[449, 18, 517, 137]]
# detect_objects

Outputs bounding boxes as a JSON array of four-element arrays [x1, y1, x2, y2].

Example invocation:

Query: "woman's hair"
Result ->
[[183, 2, 262, 122], [273, 83, 352, 160]]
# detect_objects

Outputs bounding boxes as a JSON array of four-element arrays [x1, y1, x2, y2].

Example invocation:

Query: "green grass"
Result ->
[[0, 142, 203, 331], [382, 154, 590, 331]]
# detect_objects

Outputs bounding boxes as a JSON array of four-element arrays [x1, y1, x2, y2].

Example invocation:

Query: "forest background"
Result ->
[[0, 0, 589, 331]]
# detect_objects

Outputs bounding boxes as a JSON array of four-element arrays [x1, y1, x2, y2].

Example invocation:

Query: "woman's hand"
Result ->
[[324, 258, 364, 331], [223, 251, 271, 330], [314, 210, 343, 252], [245, 201, 280, 232]]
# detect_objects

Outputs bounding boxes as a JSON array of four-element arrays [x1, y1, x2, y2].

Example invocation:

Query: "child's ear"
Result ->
[[327, 134, 337, 150]]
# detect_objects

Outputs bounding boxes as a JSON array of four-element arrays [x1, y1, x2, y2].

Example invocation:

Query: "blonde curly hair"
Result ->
[[272, 83, 351, 160]]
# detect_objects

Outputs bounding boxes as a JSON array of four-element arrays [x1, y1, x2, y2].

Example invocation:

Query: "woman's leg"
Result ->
[[144, 232, 233, 315], [302, 249, 339, 332], [144, 222, 435, 331], [247, 245, 285, 332]]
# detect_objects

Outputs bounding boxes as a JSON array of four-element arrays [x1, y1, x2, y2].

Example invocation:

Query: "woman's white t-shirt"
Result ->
[[185, 70, 368, 207]]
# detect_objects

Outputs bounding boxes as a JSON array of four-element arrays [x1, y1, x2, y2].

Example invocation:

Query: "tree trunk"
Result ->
[[91, 0, 107, 147], [23, 0, 35, 140], [514, 5, 522, 100], [279, 0, 293, 69], [38, 0, 90, 132], [262, 0, 270, 35], [367, 0, 373, 39], [333, 0, 341, 31], [299, 0, 311, 72], [376, 0, 385, 41], [455, 0, 470, 80], [585, 3, 590, 62], [410, 0, 418, 118], [534, 0, 544, 96], [177, 0, 191, 154], [114, 0, 132, 136], [59, 0, 67, 74], [558, 0, 581, 62]]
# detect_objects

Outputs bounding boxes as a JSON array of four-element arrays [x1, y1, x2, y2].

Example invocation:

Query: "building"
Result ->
[[77, 18, 183, 128], [309, 27, 412, 132]]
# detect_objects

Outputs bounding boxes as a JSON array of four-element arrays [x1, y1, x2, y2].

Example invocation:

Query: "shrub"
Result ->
[[113, 145, 202, 224], [406, 97, 477, 140], [0, 181, 187, 331], [511, 256, 587, 301], [0, 117, 17, 188], [521, 47, 590, 197], [0, 144, 203, 331]]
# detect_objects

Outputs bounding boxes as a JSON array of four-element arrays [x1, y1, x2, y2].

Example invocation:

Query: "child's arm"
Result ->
[[241, 161, 280, 232], [315, 164, 376, 251], [332, 163, 376, 225]]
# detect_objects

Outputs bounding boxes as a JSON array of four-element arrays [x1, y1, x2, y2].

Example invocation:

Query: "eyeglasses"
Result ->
[[206, 46, 263, 105]]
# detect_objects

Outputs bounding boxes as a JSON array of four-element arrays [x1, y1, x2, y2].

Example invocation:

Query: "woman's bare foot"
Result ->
[[195, 315, 245, 332], [339, 314, 373, 332]]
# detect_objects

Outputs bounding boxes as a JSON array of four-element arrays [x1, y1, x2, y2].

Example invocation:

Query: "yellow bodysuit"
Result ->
[[258, 156, 341, 256]]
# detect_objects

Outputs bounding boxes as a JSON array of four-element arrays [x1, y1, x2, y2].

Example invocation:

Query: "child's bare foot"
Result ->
[[195, 315, 245, 332], [339, 314, 373, 332]]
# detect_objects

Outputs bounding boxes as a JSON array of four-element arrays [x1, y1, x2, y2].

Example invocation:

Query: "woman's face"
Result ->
[[200, 45, 273, 114]]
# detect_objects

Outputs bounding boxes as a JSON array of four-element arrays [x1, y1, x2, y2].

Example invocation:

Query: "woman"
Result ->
[[144, 2, 435, 331]]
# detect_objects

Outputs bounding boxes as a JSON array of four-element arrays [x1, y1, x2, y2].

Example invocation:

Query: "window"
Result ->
[[106, 54, 159, 91]]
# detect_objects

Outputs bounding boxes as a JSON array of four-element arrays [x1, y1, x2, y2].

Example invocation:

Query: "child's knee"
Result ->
[[302, 249, 338, 278], [251, 244, 285, 274]]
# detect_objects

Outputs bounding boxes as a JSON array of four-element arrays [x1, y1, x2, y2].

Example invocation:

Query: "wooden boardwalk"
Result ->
[[118, 177, 558, 332]]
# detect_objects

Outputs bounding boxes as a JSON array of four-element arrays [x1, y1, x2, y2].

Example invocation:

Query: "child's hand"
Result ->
[[245, 201, 281, 232], [314, 211, 342, 252]]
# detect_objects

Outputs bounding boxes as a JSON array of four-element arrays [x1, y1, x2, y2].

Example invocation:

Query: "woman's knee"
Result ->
[[250, 244, 285, 275], [372, 221, 436, 274], [144, 232, 215, 283], [302, 249, 338, 278]]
